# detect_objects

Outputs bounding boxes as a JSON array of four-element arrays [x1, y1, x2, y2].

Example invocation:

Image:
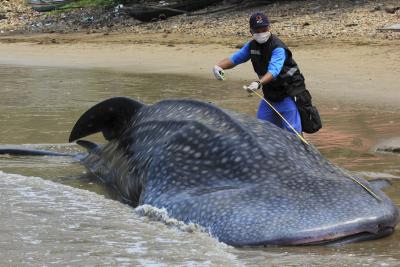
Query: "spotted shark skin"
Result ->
[[69, 97, 399, 246]]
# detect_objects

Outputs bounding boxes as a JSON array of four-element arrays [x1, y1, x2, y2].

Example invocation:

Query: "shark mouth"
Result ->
[[290, 226, 396, 246]]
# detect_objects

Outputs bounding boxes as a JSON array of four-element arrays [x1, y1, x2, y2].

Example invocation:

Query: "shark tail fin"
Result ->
[[69, 97, 144, 142], [0, 148, 72, 157]]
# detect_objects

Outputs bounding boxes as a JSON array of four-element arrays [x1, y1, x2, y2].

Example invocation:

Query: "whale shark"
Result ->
[[2, 97, 398, 246], [65, 97, 399, 246]]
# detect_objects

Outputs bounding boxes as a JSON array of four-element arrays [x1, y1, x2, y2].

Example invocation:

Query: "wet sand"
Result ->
[[1, 39, 399, 110]]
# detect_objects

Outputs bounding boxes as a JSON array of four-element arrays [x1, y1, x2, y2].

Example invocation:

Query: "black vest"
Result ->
[[249, 35, 306, 101]]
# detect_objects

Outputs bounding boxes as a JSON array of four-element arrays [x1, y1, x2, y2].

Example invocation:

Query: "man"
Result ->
[[212, 12, 307, 134]]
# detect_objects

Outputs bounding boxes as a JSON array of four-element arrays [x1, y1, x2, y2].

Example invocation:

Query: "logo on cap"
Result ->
[[256, 15, 263, 23]]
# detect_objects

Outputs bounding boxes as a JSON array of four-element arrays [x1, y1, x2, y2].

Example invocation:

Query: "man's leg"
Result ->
[[278, 97, 302, 134], [256, 99, 279, 126]]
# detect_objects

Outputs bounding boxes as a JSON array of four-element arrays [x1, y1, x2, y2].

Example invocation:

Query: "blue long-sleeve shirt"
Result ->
[[229, 42, 286, 79]]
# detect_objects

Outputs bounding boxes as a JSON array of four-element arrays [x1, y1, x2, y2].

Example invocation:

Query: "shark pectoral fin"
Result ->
[[69, 97, 144, 142], [368, 178, 392, 190]]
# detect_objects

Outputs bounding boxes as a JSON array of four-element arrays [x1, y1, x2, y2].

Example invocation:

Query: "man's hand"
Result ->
[[213, 65, 225, 81], [244, 81, 262, 93]]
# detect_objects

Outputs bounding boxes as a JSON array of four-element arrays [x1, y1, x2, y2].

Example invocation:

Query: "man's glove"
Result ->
[[213, 65, 225, 81], [244, 81, 262, 93]]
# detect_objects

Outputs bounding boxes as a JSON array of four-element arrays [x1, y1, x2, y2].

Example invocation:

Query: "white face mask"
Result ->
[[253, 31, 271, 44]]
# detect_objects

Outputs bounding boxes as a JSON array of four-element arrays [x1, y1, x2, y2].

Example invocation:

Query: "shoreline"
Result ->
[[1, 39, 399, 110], [1, 31, 400, 46]]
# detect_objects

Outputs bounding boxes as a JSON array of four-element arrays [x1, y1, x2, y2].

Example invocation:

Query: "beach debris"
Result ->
[[375, 137, 400, 154], [26, 0, 73, 12], [377, 23, 400, 32], [122, 0, 221, 22], [345, 23, 358, 27], [83, 16, 94, 22], [377, 146, 400, 153], [114, 4, 123, 13], [371, 5, 382, 12]]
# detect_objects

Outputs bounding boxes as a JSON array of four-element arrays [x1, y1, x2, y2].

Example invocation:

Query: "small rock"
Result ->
[[371, 5, 381, 12], [345, 23, 358, 27], [302, 22, 310, 27], [384, 6, 400, 14]]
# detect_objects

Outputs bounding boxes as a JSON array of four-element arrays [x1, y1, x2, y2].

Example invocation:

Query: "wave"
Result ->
[[135, 204, 207, 234], [0, 170, 241, 266]]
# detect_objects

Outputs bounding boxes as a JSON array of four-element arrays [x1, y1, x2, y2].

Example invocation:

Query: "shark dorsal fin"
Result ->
[[69, 97, 144, 142]]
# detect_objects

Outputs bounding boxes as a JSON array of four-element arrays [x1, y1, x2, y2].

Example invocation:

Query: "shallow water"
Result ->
[[0, 65, 399, 266]]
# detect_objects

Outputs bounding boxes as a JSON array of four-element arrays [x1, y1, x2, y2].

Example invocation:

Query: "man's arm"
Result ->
[[214, 42, 251, 80], [259, 47, 286, 86], [216, 57, 236, 70], [217, 42, 251, 69]]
